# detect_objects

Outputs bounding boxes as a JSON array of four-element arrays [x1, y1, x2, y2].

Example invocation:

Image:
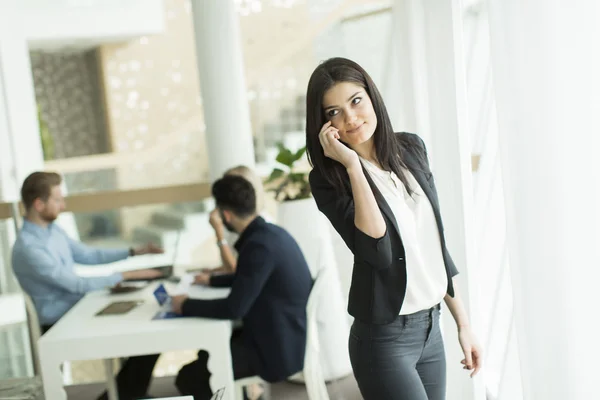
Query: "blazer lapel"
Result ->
[[402, 149, 438, 209]]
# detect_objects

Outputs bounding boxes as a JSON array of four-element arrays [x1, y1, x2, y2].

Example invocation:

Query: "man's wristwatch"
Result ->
[[217, 239, 228, 247]]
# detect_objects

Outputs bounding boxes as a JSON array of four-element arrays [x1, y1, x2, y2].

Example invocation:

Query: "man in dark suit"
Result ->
[[171, 175, 312, 399]]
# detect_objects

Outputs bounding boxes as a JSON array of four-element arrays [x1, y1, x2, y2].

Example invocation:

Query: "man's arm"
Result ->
[[216, 240, 237, 273], [181, 244, 274, 319], [65, 235, 129, 265], [209, 273, 235, 288], [210, 209, 237, 272], [17, 245, 123, 294]]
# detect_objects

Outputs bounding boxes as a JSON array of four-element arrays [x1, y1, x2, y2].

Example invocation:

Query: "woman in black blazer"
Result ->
[[305, 57, 482, 400]]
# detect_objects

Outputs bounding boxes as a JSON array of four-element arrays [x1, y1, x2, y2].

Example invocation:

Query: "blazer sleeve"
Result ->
[[444, 247, 460, 278], [309, 168, 392, 270], [209, 273, 235, 288], [182, 243, 275, 319]]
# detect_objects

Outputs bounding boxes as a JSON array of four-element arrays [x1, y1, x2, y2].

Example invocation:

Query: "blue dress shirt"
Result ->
[[11, 220, 129, 325]]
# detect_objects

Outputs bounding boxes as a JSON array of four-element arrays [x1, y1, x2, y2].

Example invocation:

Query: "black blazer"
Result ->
[[182, 217, 312, 382], [309, 132, 459, 325]]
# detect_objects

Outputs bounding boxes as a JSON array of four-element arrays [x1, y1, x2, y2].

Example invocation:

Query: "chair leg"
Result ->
[[103, 359, 119, 400], [61, 361, 73, 385]]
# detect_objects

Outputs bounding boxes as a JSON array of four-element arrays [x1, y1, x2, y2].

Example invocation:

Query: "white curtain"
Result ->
[[385, 2, 487, 400], [487, 1, 600, 398]]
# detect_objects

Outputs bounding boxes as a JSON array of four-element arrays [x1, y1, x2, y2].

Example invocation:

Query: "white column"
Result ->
[[0, 16, 46, 284], [0, 44, 44, 201], [190, 0, 255, 181], [0, 11, 44, 377], [487, 1, 600, 399], [384, 0, 431, 137]]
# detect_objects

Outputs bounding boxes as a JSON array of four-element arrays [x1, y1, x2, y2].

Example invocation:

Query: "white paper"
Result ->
[[170, 273, 194, 296]]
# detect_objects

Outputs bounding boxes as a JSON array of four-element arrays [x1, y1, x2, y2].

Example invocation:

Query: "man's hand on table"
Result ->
[[200, 265, 230, 274], [131, 243, 164, 256], [122, 268, 164, 281], [193, 272, 211, 286], [171, 295, 188, 314]]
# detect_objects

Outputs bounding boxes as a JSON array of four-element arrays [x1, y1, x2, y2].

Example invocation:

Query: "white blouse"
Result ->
[[360, 158, 448, 315]]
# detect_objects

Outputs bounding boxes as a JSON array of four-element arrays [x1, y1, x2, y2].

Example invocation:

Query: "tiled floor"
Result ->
[[66, 374, 362, 400]]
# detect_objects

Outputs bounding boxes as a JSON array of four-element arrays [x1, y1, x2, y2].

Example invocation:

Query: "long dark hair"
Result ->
[[305, 57, 413, 194]]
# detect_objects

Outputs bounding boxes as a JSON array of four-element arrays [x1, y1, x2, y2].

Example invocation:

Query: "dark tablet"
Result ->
[[110, 284, 146, 294], [95, 300, 143, 316], [123, 265, 173, 283]]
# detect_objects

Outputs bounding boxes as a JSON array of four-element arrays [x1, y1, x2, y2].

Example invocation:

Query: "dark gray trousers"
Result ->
[[349, 305, 446, 400]]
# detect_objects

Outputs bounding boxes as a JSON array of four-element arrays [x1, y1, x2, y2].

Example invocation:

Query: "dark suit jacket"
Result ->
[[309, 132, 459, 325], [182, 217, 312, 382]]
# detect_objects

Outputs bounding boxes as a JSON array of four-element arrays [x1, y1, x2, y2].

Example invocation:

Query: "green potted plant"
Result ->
[[38, 105, 55, 161], [265, 143, 311, 202], [264, 141, 320, 271]]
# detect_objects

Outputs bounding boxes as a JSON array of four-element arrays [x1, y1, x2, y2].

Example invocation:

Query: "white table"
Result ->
[[38, 282, 234, 400]]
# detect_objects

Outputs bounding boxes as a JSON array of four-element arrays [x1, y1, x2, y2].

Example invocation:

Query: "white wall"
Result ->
[[17, 0, 164, 50]]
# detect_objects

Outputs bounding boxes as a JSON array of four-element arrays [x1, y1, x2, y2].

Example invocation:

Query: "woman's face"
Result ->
[[322, 81, 377, 148]]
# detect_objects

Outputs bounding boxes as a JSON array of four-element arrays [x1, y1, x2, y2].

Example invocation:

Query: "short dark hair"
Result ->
[[211, 175, 257, 218], [21, 172, 62, 211], [305, 57, 414, 194]]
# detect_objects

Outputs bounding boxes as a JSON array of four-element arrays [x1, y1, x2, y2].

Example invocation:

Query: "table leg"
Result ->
[[208, 333, 235, 400], [62, 360, 73, 385], [39, 347, 67, 400], [103, 358, 119, 400]]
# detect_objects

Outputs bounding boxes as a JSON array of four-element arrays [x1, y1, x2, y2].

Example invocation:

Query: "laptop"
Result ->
[[113, 232, 181, 291], [133, 231, 182, 281]]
